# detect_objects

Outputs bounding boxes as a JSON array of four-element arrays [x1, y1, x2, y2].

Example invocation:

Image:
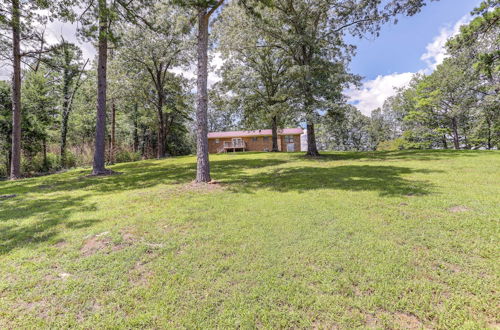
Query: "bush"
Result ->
[[61, 151, 77, 168], [377, 138, 406, 151], [22, 152, 61, 175], [115, 150, 141, 163]]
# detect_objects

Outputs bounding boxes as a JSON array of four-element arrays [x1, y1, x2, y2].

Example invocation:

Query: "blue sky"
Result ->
[[345, 0, 481, 115], [0, 0, 481, 116], [349, 0, 479, 79]]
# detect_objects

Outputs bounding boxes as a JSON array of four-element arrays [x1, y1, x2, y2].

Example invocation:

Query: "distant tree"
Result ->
[[114, 7, 190, 158], [409, 59, 476, 149], [446, 2, 499, 149], [240, 0, 437, 156], [21, 67, 57, 170], [319, 104, 371, 151], [207, 86, 242, 132], [216, 3, 294, 151], [45, 41, 88, 166]]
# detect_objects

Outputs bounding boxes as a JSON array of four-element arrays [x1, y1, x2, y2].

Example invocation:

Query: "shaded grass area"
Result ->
[[0, 150, 499, 328]]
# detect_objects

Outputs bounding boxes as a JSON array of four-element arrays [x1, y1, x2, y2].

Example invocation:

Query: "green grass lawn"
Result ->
[[1, 150, 499, 328]]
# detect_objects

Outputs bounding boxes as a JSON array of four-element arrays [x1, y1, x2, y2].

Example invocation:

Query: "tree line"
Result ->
[[0, 0, 497, 181], [368, 2, 499, 151]]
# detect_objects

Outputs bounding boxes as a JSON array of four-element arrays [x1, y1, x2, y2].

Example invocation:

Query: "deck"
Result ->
[[218, 141, 247, 153]]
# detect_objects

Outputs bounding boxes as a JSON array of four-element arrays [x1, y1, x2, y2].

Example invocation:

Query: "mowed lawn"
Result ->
[[0, 151, 499, 328]]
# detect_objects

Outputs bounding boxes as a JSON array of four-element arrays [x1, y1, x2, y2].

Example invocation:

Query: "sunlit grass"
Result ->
[[0, 150, 499, 328]]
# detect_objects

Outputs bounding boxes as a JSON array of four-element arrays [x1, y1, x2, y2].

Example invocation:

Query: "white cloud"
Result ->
[[172, 51, 224, 89], [345, 72, 415, 115], [420, 15, 471, 71], [44, 20, 96, 61], [347, 14, 472, 116]]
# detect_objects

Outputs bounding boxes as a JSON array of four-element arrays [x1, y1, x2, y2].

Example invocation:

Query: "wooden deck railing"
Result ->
[[223, 141, 246, 149]]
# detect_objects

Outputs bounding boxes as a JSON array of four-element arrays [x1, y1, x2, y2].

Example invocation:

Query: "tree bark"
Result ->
[[306, 120, 320, 156], [92, 0, 109, 175], [10, 0, 21, 179], [486, 118, 492, 150], [110, 102, 116, 164], [156, 88, 166, 159], [42, 137, 48, 171], [195, 10, 211, 182], [133, 103, 139, 153], [451, 117, 460, 150], [271, 115, 279, 152], [60, 67, 71, 165], [303, 61, 319, 157]]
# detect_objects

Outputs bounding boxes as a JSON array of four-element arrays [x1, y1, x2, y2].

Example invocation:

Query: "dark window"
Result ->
[[252, 137, 258, 142], [285, 135, 294, 143], [263, 136, 270, 141]]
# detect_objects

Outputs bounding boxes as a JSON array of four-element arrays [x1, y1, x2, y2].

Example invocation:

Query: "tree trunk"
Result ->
[[303, 62, 319, 157], [195, 10, 211, 183], [133, 103, 139, 153], [156, 90, 165, 159], [60, 70, 71, 166], [442, 134, 448, 149], [140, 127, 147, 158], [306, 120, 319, 156], [451, 118, 460, 150], [92, 0, 109, 175], [486, 118, 492, 150], [110, 102, 116, 164], [60, 109, 70, 165], [271, 115, 279, 152], [42, 137, 48, 171], [10, 0, 21, 179]]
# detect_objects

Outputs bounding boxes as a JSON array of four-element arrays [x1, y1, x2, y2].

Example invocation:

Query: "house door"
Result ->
[[287, 143, 295, 152], [232, 138, 243, 148]]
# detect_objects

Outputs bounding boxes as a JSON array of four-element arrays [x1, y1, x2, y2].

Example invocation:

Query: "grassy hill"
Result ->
[[1, 150, 499, 328]]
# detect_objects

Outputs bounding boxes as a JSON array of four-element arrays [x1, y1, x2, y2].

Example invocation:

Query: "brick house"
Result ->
[[208, 128, 303, 153]]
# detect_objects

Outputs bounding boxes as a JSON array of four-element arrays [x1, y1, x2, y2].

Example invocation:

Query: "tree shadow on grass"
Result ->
[[0, 158, 288, 195], [294, 149, 493, 162], [0, 195, 98, 255], [223, 165, 440, 196]]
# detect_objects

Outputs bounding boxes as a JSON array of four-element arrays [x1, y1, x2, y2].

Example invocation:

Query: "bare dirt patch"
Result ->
[[448, 205, 469, 213], [394, 312, 423, 329], [80, 233, 111, 256], [55, 240, 68, 248]]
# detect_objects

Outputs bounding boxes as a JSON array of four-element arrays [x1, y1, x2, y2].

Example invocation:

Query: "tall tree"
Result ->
[[72, 0, 153, 175], [176, 0, 225, 182], [0, 0, 56, 178]]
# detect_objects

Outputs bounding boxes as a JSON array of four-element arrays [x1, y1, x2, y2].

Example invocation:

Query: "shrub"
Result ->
[[22, 152, 61, 175], [377, 138, 406, 151], [115, 150, 141, 163], [61, 151, 77, 168]]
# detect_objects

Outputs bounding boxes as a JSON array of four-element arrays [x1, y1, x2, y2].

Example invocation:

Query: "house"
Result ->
[[208, 128, 303, 153]]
